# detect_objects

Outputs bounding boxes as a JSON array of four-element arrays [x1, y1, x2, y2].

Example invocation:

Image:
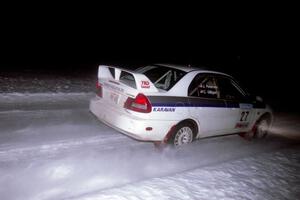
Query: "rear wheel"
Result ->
[[169, 122, 195, 147]]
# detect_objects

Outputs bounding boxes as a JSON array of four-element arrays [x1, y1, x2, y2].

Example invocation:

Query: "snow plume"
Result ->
[[69, 146, 300, 200], [269, 112, 300, 140]]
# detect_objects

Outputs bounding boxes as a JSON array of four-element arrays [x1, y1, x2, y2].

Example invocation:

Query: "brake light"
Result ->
[[96, 81, 103, 97], [124, 93, 152, 113]]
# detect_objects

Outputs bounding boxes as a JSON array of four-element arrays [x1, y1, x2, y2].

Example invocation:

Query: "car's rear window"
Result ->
[[136, 66, 186, 91]]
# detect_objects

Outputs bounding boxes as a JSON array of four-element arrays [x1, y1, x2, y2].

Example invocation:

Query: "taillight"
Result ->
[[124, 93, 152, 113], [96, 81, 103, 97]]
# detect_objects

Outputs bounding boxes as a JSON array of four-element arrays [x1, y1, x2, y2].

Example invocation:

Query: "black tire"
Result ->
[[168, 122, 195, 147]]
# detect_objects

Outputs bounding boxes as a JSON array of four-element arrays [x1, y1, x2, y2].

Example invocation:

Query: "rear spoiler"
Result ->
[[98, 65, 158, 93]]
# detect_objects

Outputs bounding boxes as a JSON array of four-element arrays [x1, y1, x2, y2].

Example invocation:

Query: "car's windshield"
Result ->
[[135, 65, 186, 91]]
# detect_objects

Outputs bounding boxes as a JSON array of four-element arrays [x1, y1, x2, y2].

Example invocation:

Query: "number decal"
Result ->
[[240, 111, 249, 121]]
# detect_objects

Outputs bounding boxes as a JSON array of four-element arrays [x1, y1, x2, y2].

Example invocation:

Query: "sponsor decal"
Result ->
[[141, 80, 150, 88], [153, 107, 176, 112]]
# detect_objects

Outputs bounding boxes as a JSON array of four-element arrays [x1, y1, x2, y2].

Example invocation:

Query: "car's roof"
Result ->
[[155, 63, 231, 77]]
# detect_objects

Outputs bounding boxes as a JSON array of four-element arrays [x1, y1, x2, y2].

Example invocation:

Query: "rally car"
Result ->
[[90, 64, 273, 146]]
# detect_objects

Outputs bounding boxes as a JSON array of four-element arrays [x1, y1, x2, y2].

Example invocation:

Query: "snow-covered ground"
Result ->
[[73, 147, 300, 200], [0, 90, 300, 199]]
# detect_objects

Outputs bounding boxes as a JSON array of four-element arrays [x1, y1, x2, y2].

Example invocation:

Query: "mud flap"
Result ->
[[238, 131, 254, 141]]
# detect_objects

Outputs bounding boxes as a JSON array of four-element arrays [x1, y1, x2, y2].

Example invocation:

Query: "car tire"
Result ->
[[253, 117, 270, 139], [169, 122, 195, 147], [239, 116, 271, 140]]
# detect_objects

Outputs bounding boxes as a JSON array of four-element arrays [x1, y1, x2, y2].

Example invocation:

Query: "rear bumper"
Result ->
[[89, 96, 176, 141]]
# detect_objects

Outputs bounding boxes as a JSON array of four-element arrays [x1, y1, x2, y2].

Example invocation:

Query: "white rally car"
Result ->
[[90, 64, 273, 146]]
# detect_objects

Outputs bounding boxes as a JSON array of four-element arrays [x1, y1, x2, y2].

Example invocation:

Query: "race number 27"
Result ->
[[240, 111, 249, 122]]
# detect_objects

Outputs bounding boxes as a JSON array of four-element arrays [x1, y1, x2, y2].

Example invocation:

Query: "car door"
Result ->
[[216, 75, 255, 133], [187, 73, 227, 137]]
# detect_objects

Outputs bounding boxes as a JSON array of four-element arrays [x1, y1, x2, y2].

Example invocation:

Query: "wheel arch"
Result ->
[[175, 118, 199, 139], [258, 112, 273, 124], [252, 111, 273, 132], [163, 118, 200, 144], [163, 118, 199, 144]]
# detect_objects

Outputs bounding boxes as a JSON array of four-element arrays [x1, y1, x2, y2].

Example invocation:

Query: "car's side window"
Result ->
[[138, 66, 186, 91], [216, 76, 245, 100], [188, 74, 220, 99], [119, 71, 136, 89]]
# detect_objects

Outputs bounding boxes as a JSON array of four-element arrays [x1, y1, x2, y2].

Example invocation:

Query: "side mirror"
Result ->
[[256, 96, 263, 102]]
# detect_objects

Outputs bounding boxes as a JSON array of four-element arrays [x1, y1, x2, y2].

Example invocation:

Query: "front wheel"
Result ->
[[254, 118, 270, 139], [241, 117, 270, 140], [169, 123, 194, 147]]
